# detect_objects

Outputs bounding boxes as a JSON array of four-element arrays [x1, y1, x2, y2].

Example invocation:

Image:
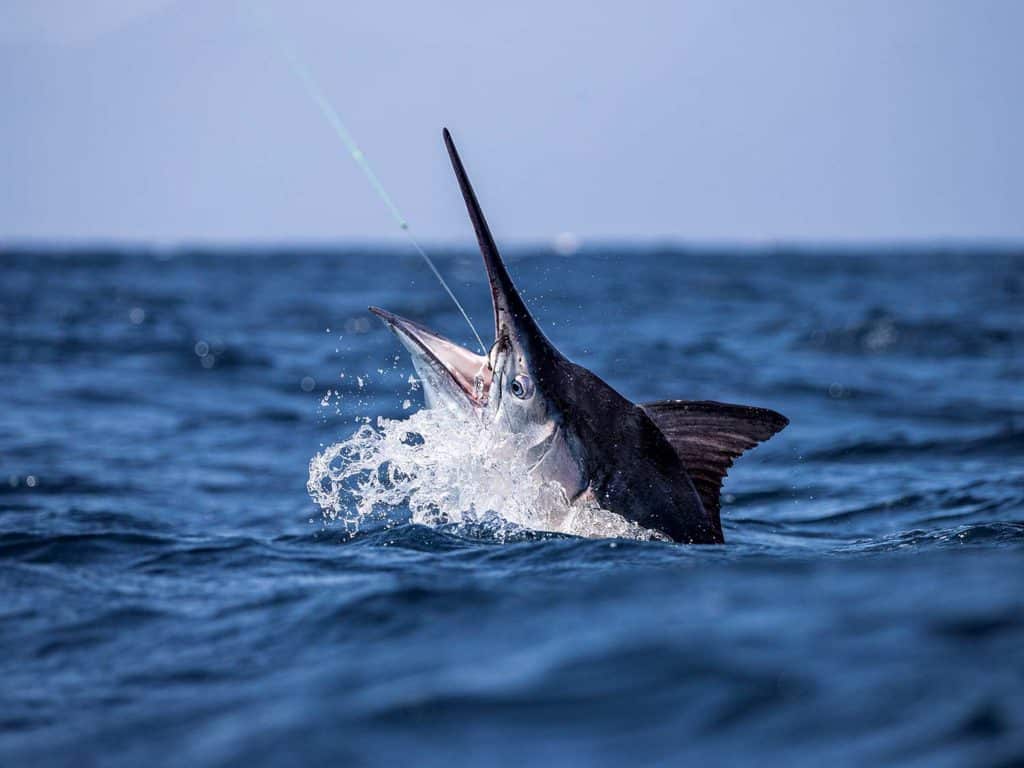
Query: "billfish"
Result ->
[[370, 129, 787, 543]]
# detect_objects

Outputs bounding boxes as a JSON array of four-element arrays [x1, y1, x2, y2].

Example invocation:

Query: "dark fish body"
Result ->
[[545, 357, 718, 543]]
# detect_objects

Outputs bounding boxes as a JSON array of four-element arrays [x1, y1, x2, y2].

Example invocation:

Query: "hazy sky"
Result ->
[[2, 0, 1022, 244]]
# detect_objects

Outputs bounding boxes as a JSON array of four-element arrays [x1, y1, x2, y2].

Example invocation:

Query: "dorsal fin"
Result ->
[[641, 400, 788, 529]]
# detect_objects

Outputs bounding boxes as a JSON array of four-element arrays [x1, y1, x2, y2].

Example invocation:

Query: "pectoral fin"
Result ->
[[641, 400, 788, 528]]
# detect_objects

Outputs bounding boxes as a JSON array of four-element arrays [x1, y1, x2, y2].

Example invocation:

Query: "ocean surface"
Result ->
[[1, 244, 1022, 767]]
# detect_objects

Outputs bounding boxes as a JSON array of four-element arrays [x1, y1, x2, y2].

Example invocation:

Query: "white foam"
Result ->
[[307, 407, 666, 541]]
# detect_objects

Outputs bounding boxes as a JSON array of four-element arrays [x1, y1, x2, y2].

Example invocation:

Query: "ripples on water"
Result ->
[[1, 246, 1022, 766]]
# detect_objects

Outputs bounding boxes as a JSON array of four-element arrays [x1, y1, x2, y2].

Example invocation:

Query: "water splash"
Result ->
[[307, 408, 667, 541]]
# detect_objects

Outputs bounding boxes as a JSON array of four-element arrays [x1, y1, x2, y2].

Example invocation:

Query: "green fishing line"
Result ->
[[248, 3, 486, 353]]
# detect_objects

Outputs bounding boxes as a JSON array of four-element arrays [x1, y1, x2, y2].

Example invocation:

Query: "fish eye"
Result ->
[[510, 374, 534, 399]]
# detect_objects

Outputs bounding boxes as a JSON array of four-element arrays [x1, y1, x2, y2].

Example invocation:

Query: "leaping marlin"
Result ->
[[369, 129, 787, 543]]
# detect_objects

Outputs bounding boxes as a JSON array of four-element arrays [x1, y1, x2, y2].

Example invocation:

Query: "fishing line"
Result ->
[[247, 4, 486, 353]]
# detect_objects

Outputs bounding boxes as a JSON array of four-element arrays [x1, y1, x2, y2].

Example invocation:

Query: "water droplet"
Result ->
[[344, 317, 371, 334], [25, 475, 37, 488], [194, 340, 210, 357], [301, 376, 316, 392], [129, 307, 146, 324]]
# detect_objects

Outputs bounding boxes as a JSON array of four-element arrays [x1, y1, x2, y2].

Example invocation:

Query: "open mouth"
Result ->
[[369, 307, 492, 406]]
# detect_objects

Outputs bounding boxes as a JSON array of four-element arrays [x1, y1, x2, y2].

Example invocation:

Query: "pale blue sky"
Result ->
[[2, 0, 1022, 244]]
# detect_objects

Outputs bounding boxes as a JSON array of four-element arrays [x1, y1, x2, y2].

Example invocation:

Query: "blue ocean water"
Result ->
[[1, 245, 1022, 766]]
